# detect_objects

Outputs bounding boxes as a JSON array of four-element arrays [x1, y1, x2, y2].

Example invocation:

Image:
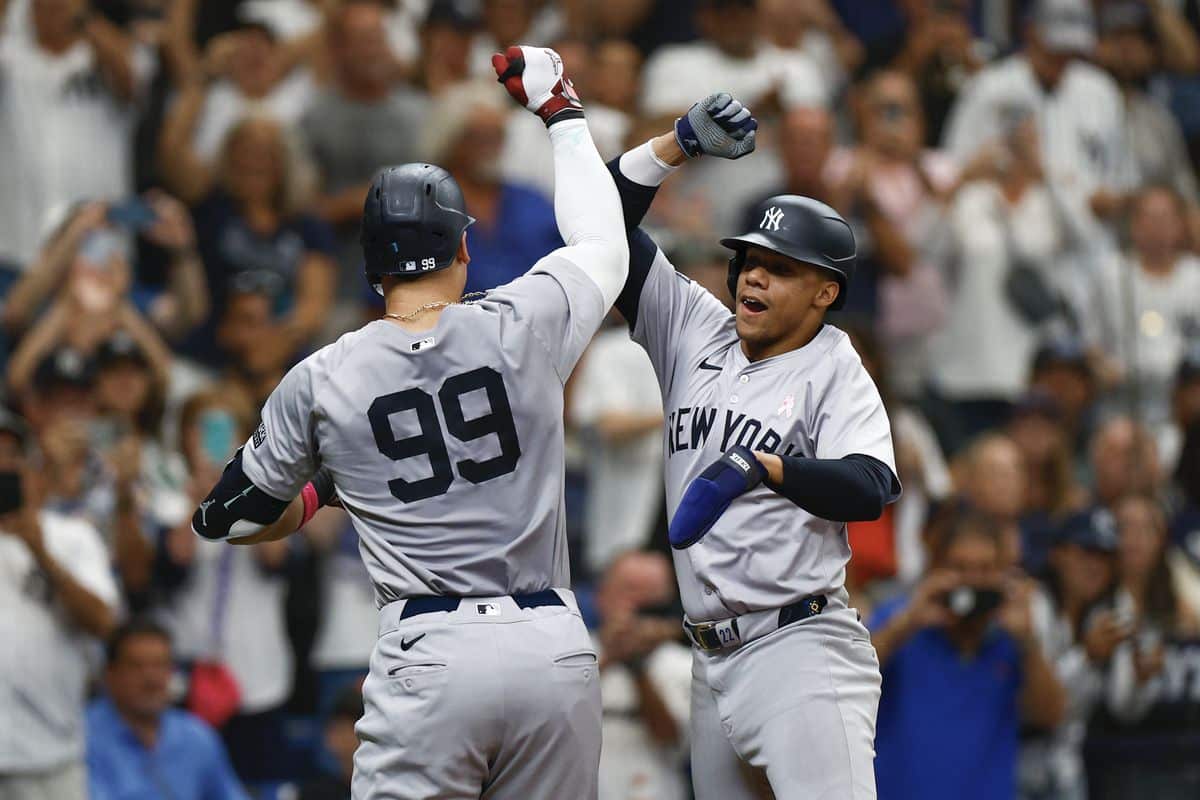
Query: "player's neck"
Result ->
[[382, 271, 466, 332], [740, 319, 825, 362]]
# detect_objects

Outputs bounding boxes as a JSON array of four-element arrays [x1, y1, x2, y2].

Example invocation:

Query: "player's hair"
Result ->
[[106, 617, 172, 665]]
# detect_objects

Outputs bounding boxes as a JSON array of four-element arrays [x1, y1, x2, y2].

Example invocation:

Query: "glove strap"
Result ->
[[674, 113, 702, 158]]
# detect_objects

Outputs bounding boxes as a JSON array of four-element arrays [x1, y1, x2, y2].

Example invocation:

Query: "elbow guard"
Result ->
[[192, 449, 290, 541]]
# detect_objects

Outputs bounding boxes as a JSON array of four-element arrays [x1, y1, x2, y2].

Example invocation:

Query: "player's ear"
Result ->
[[814, 280, 839, 310], [457, 232, 470, 268]]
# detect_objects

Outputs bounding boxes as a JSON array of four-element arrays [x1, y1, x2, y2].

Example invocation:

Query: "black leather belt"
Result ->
[[684, 594, 827, 651], [398, 589, 565, 621]]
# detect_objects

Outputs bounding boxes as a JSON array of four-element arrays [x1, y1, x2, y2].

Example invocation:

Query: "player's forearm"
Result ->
[[607, 137, 683, 232], [549, 118, 629, 307], [755, 453, 893, 522]]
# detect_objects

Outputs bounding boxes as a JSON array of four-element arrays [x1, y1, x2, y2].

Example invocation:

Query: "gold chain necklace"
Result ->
[[383, 292, 487, 323]]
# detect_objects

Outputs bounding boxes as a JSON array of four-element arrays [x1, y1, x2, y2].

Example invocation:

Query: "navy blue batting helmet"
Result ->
[[720, 195, 856, 310], [361, 163, 475, 295]]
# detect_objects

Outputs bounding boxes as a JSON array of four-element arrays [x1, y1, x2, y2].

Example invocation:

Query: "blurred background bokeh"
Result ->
[[1, 0, 1200, 798]]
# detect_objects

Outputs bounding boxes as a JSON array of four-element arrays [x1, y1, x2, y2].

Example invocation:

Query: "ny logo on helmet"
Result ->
[[760, 206, 785, 232]]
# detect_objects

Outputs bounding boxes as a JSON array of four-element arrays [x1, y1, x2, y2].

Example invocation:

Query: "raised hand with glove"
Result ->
[[492, 45, 584, 127], [674, 92, 758, 160]]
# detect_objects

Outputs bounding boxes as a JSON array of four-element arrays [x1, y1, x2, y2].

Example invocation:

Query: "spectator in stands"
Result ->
[[870, 512, 1066, 800], [2, 193, 209, 343], [595, 551, 692, 800], [153, 385, 294, 784], [1089, 416, 1162, 509], [1095, 1, 1199, 205], [160, 4, 315, 178], [958, 433, 1028, 569], [302, 0, 429, 322], [0, 0, 148, 272], [216, 274, 301, 410], [422, 81, 560, 293], [0, 406, 119, 800], [292, 683, 362, 800], [1092, 493, 1200, 800], [1029, 336, 1098, 459], [639, 0, 828, 115], [1007, 391, 1086, 574], [1160, 347, 1200, 474], [569, 318, 664, 577], [1020, 507, 1122, 800], [87, 619, 248, 800], [467, 0, 563, 78], [890, 0, 987, 145], [928, 109, 1068, 451], [1090, 185, 1200, 430], [941, 0, 1135, 260], [175, 116, 337, 368], [415, 0, 479, 96], [759, 0, 863, 96], [828, 68, 954, 398]]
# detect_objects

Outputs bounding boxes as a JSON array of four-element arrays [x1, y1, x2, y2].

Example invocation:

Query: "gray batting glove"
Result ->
[[674, 93, 758, 160]]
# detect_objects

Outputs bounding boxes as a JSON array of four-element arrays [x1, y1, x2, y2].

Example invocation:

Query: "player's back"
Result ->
[[263, 265, 599, 607]]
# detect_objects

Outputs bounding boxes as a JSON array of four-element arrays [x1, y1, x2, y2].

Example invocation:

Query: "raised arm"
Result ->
[[607, 93, 758, 233], [493, 45, 628, 308]]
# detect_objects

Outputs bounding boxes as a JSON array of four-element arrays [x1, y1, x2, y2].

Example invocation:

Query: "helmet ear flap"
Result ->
[[726, 250, 744, 300]]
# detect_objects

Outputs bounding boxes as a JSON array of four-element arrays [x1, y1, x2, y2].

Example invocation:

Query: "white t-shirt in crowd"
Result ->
[[941, 55, 1135, 256], [0, 510, 120, 773], [570, 327, 664, 576], [1089, 251, 1200, 427], [596, 639, 693, 800], [0, 37, 152, 265], [160, 540, 294, 714], [640, 40, 827, 115], [190, 70, 317, 161], [929, 180, 1063, 400]]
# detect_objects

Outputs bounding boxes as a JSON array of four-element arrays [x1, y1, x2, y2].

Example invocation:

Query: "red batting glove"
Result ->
[[492, 45, 584, 127]]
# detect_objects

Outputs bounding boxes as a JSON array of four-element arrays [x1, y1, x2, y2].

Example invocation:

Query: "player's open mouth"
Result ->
[[740, 297, 767, 314]]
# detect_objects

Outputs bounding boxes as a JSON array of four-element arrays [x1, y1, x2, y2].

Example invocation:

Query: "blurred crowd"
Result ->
[[1, 0, 1200, 798]]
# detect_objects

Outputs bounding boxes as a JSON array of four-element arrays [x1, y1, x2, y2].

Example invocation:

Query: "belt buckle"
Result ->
[[690, 622, 721, 651], [687, 619, 740, 651]]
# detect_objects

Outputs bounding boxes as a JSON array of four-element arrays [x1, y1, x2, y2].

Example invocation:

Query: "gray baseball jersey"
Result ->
[[630, 247, 899, 623], [241, 255, 604, 607]]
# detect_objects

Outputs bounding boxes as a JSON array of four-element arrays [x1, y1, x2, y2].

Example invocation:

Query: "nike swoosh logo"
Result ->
[[400, 634, 426, 651], [699, 355, 722, 371]]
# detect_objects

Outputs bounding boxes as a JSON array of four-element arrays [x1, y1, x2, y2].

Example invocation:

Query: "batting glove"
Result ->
[[669, 446, 766, 549], [492, 45, 584, 127], [675, 93, 758, 160]]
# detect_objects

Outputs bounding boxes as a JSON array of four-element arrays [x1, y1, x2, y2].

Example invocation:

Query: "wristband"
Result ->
[[298, 482, 320, 529]]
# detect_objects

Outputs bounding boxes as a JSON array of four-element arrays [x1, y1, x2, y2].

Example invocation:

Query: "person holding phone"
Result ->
[[868, 512, 1067, 800], [0, 406, 121, 800]]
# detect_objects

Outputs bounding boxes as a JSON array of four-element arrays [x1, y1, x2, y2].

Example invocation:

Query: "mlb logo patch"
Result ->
[[252, 422, 267, 448]]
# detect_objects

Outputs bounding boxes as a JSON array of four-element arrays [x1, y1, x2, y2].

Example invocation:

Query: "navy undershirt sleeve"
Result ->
[[607, 157, 665, 330], [767, 453, 896, 522]]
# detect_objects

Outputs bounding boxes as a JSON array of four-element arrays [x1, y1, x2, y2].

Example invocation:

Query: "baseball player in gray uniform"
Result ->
[[191, 46, 629, 800], [605, 95, 902, 799]]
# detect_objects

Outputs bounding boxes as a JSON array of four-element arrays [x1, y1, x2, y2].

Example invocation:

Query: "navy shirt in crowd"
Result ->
[[182, 190, 337, 366], [462, 183, 562, 294], [869, 596, 1023, 800], [87, 695, 248, 800]]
